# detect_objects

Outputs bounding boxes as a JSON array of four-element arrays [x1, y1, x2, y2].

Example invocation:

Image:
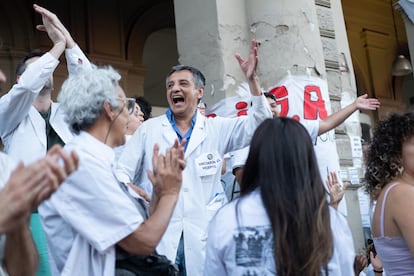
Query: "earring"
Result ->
[[398, 165, 404, 175]]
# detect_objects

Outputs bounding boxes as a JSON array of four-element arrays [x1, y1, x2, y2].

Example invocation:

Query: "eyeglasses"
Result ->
[[119, 98, 136, 115]]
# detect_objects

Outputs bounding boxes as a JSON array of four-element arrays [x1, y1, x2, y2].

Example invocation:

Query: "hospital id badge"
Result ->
[[195, 151, 222, 177]]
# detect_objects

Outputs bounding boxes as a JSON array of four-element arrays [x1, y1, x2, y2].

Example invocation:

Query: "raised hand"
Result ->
[[33, 4, 75, 48], [355, 94, 381, 110], [34, 5, 65, 46], [326, 171, 349, 209], [173, 138, 186, 170], [235, 39, 259, 81]]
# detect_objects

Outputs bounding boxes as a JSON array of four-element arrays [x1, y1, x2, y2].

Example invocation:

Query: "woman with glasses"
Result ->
[[39, 65, 185, 275]]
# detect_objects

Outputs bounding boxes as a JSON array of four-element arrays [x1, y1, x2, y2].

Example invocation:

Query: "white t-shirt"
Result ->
[[204, 188, 355, 275], [300, 119, 319, 144], [39, 132, 144, 276]]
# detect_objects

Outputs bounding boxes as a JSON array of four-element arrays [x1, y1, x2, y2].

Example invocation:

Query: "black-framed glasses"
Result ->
[[119, 98, 136, 115]]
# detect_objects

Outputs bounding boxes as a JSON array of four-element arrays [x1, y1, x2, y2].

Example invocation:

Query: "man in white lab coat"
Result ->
[[0, 5, 91, 275], [116, 39, 272, 276], [0, 4, 91, 165]]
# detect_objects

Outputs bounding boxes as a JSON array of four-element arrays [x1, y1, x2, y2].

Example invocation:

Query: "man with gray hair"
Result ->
[[39, 65, 185, 275], [116, 39, 272, 275]]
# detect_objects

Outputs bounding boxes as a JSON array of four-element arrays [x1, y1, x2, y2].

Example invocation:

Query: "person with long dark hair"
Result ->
[[204, 117, 355, 275], [365, 112, 414, 274]]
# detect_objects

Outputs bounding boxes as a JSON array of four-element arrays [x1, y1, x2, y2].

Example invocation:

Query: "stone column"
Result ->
[[327, 0, 366, 251], [244, 0, 326, 87], [173, 0, 250, 107], [173, 0, 328, 107]]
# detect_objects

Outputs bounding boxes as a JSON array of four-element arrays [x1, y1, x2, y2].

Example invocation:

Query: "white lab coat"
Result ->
[[40, 132, 143, 276], [116, 95, 272, 276], [0, 45, 91, 164]]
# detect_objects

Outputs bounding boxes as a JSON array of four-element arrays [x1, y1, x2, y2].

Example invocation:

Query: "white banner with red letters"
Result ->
[[266, 74, 341, 186], [208, 75, 346, 214]]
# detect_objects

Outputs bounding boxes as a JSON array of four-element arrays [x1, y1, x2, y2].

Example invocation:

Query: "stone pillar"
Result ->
[[244, 0, 326, 87], [327, 0, 366, 251], [173, 0, 328, 106], [173, 0, 250, 108]]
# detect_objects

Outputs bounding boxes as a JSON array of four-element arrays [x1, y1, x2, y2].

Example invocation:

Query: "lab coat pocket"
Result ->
[[205, 192, 227, 222]]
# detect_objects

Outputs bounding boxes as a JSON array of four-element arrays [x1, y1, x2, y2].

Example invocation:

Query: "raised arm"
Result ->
[[221, 40, 271, 153], [318, 93, 380, 135], [34, 4, 91, 74], [34, 4, 66, 60], [0, 6, 66, 138], [235, 39, 262, 96], [34, 4, 74, 49]]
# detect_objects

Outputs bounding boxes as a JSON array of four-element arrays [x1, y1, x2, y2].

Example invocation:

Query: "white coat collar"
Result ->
[[29, 106, 47, 148], [74, 131, 115, 165], [160, 110, 207, 157]]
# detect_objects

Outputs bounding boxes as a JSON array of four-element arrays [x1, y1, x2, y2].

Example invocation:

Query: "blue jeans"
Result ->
[[175, 233, 186, 276]]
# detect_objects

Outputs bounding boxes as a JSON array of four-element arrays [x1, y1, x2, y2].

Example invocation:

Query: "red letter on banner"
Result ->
[[269, 86, 289, 117], [303, 85, 327, 120]]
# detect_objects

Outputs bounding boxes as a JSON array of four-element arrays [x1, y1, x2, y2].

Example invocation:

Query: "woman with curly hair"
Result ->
[[204, 117, 355, 275], [365, 111, 414, 274]]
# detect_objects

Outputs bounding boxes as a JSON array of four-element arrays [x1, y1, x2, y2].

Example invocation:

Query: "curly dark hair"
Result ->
[[364, 112, 414, 199]]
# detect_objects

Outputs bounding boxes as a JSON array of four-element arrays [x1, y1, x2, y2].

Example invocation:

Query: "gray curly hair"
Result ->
[[57, 65, 121, 134]]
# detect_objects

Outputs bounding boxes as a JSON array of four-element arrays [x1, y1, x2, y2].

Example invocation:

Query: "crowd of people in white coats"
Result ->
[[1, 4, 412, 276]]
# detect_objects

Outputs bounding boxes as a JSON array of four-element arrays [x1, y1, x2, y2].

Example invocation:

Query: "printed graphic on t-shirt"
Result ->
[[233, 226, 275, 275]]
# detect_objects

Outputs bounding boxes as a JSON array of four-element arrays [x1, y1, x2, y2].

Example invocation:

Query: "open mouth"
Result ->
[[172, 95, 185, 104]]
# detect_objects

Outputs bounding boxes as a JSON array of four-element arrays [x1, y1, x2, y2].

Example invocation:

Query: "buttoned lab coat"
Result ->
[[116, 95, 272, 276], [0, 45, 91, 164]]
